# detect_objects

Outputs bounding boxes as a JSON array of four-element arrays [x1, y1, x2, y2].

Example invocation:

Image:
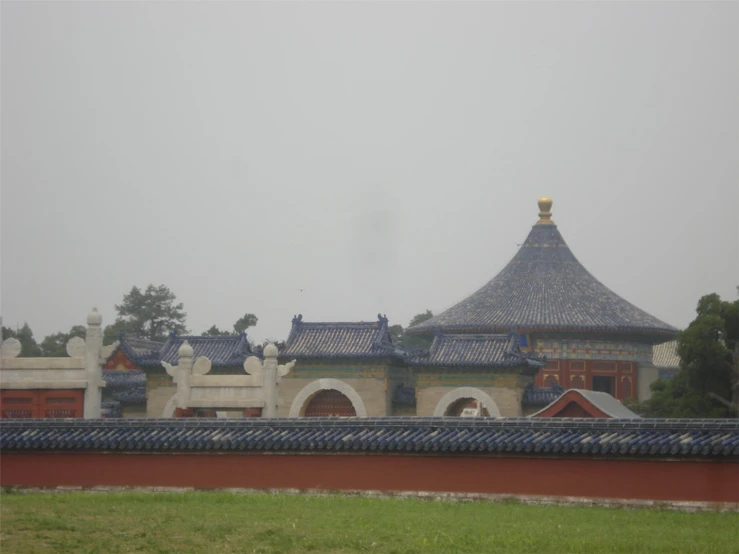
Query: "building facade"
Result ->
[[408, 198, 678, 402]]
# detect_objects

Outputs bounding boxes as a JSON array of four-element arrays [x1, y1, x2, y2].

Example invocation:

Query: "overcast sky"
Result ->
[[2, 2, 737, 345]]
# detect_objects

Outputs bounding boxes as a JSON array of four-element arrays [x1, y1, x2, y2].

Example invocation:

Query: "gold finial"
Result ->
[[537, 197, 553, 225]]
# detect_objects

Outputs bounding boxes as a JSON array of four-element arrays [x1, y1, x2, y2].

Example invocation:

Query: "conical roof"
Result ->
[[409, 199, 677, 342]]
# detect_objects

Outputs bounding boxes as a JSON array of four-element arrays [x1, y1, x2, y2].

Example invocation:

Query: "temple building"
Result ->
[[277, 315, 410, 417], [107, 333, 254, 417], [409, 332, 543, 416], [408, 198, 678, 402]]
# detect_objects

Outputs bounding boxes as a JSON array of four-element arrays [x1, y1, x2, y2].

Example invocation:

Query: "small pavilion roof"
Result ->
[[531, 389, 641, 419], [158, 333, 253, 367], [281, 315, 402, 359], [409, 199, 677, 342]]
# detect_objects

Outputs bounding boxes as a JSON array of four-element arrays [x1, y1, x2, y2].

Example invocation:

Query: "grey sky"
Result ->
[[2, 2, 738, 344]]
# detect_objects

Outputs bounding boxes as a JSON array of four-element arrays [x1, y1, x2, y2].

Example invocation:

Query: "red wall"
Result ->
[[2, 453, 736, 504]]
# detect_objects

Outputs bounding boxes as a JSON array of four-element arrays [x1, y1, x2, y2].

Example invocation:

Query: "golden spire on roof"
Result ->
[[537, 197, 554, 225]]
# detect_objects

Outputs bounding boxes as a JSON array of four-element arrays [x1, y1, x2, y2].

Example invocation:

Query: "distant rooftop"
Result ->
[[652, 340, 680, 369], [409, 198, 677, 341], [281, 315, 403, 359], [410, 332, 544, 368], [114, 333, 252, 368]]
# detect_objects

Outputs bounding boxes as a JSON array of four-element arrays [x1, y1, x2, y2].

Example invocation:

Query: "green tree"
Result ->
[[234, 313, 258, 334], [201, 325, 232, 337], [40, 325, 86, 357], [201, 314, 258, 337], [103, 319, 133, 346], [643, 292, 738, 418], [1, 323, 43, 357], [389, 310, 435, 351], [111, 284, 187, 342]]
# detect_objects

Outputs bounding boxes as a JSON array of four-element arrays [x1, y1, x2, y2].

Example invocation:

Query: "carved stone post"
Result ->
[[83, 308, 105, 418], [262, 343, 279, 418], [175, 341, 194, 411]]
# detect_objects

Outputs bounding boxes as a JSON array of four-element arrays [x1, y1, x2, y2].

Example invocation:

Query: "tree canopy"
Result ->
[[108, 285, 187, 342], [201, 325, 233, 337], [234, 313, 258, 334], [641, 292, 738, 418], [389, 310, 434, 351], [201, 313, 259, 337], [1, 323, 43, 357], [40, 326, 87, 357]]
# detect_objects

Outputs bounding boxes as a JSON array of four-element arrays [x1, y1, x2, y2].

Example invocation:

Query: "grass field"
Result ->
[[0, 491, 736, 553]]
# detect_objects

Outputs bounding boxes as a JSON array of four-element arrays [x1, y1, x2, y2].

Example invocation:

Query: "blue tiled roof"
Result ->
[[1, 418, 736, 459], [281, 315, 403, 359], [409, 212, 678, 341], [410, 333, 545, 368], [522, 384, 565, 406], [116, 334, 252, 369], [114, 336, 164, 368], [159, 333, 252, 368], [102, 370, 146, 406], [101, 401, 122, 418]]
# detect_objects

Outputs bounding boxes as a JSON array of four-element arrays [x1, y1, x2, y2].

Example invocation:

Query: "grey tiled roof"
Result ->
[[410, 333, 544, 368], [159, 334, 253, 367], [281, 315, 402, 359], [652, 341, 680, 369], [409, 220, 678, 341], [1, 418, 736, 459], [530, 389, 640, 419]]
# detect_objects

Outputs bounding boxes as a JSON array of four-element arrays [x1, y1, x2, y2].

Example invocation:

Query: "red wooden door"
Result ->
[[303, 390, 356, 417]]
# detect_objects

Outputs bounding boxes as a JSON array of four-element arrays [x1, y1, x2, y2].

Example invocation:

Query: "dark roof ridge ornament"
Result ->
[[536, 197, 554, 225]]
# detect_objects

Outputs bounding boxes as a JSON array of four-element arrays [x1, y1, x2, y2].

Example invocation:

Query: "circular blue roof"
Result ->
[[409, 209, 677, 341]]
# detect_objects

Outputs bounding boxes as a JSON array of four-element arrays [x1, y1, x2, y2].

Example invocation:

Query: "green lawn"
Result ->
[[0, 491, 736, 553]]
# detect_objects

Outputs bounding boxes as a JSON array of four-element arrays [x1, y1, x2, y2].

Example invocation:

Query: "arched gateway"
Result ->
[[433, 387, 501, 417], [289, 378, 367, 417]]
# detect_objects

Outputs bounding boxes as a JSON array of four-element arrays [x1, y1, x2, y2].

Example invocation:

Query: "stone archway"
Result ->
[[289, 379, 367, 418], [432, 387, 501, 418]]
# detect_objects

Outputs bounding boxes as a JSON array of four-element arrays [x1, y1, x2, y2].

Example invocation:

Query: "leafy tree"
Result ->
[[1, 323, 43, 357], [111, 284, 187, 342], [201, 325, 232, 337], [642, 292, 738, 418], [388, 324, 404, 345], [201, 314, 258, 337], [234, 313, 258, 334], [103, 319, 133, 346], [389, 310, 434, 351], [40, 325, 86, 357]]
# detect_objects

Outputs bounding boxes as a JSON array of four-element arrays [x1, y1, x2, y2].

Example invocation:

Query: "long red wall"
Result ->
[[2, 453, 736, 504]]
